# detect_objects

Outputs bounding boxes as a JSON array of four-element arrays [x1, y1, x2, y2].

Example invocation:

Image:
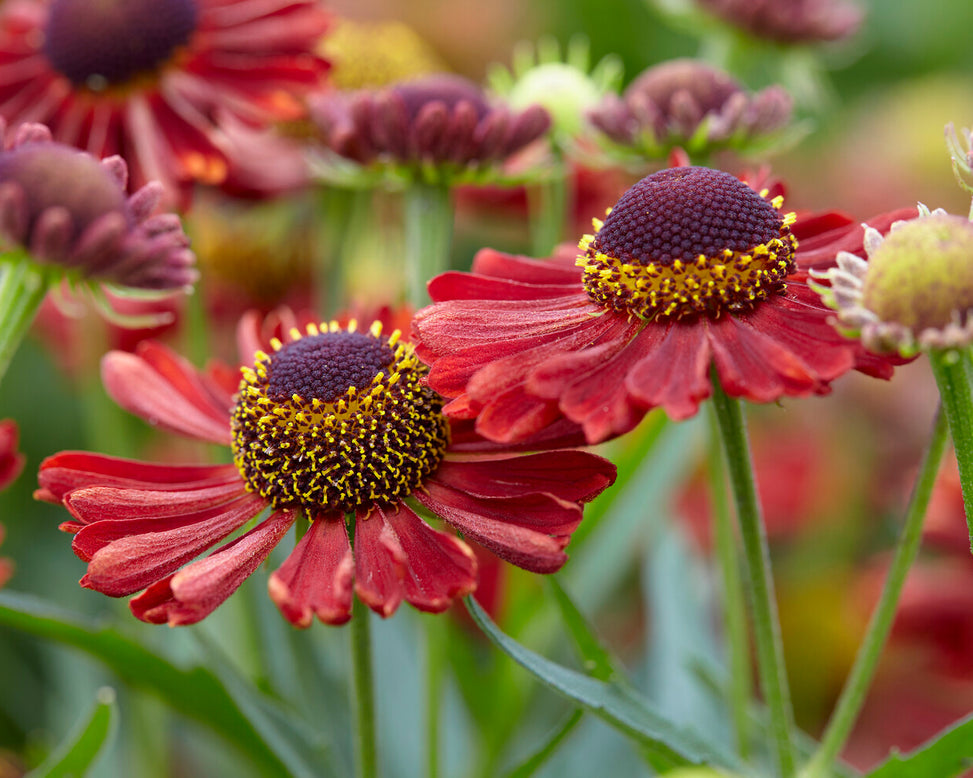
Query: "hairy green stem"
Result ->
[[801, 406, 948, 777], [710, 377, 795, 777]]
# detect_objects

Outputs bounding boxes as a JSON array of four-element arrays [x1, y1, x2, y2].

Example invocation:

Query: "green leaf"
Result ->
[[865, 713, 973, 778], [26, 687, 116, 778], [505, 709, 584, 778], [465, 597, 740, 772], [0, 591, 316, 778], [547, 577, 620, 683]]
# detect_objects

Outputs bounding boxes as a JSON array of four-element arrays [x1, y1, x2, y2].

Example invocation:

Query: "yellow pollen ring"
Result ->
[[576, 211, 799, 321], [230, 320, 449, 514]]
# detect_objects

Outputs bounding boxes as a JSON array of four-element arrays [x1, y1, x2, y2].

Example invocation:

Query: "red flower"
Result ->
[[414, 166, 913, 444], [37, 312, 614, 626], [0, 0, 329, 200]]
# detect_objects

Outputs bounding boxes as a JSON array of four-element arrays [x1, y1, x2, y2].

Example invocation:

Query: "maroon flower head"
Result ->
[[579, 167, 797, 320], [310, 73, 550, 181], [37, 311, 614, 626], [0, 123, 196, 290], [695, 0, 864, 44], [414, 167, 910, 444], [590, 59, 792, 157], [44, 0, 197, 88], [0, 0, 330, 198]]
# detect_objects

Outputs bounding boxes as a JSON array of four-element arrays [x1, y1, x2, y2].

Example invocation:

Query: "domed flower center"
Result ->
[[43, 0, 198, 90], [231, 322, 450, 515], [577, 166, 798, 321], [861, 214, 973, 333], [392, 74, 491, 121], [0, 142, 130, 239]]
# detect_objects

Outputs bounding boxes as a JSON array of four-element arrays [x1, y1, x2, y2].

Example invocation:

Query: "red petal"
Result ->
[[426, 270, 579, 302], [101, 343, 232, 444], [469, 247, 581, 283], [434, 451, 615, 503], [353, 505, 407, 617], [78, 493, 266, 594], [625, 323, 714, 420], [415, 483, 579, 573], [708, 315, 823, 403], [380, 502, 476, 613], [37, 452, 237, 503], [64, 479, 246, 523], [269, 514, 354, 627], [527, 317, 653, 443], [131, 510, 296, 626]]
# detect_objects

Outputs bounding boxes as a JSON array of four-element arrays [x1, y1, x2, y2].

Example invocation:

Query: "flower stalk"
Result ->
[[706, 403, 753, 759], [351, 594, 378, 778], [928, 349, 973, 548], [404, 181, 454, 307], [801, 405, 949, 777], [710, 374, 795, 777], [527, 154, 569, 256]]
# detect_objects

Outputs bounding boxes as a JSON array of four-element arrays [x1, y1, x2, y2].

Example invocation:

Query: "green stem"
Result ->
[[0, 254, 49, 385], [706, 403, 753, 760], [929, 349, 973, 550], [527, 156, 568, 256], [315, 187, 373, 315], [800, 405, 948, 778], [710, 377, 795, 777], [351, 595, 377, 778], [425, 617, 444, 778], [403, 182, 454, 308]]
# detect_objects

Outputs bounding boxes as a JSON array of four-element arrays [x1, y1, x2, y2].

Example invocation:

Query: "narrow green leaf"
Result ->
[[865, 713, 973, 778], [465, 597, 740, 772], [506, 709, 584, 778], [27, 687, 116, 778], [0, 591, 309, 777], [547, 577, 620, 683]]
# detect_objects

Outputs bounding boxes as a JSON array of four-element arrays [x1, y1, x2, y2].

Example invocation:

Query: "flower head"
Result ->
[[414, 166, 908, 444], [695, 0, 864, 44], [487, 36, 623, 148], [0, 0, 330, 198], [589, 59, 793, 161], [815, 207, 973, 356], [309, 74, 551, 187], [37, 311, 614, 626], [0, 122, 195, 291], [322, 18, 446, 90]]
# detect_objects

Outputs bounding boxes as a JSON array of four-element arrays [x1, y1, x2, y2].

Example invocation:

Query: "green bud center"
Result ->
[[861, 214, 973, 333]]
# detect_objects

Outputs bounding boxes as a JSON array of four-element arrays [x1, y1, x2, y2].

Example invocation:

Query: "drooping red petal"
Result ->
[[37, 452, 238, 503], [526, 316, 653, 443], [78, 493, 266, 595], [708, 314, 824, 403], [269, 513, 354, 627], [131, 509, 296, 626], [446, 416, 590, 453], [380, 502, 477, 613], [415, 483, 578, 573], [101, 342, 233, 445], [625, 322, 714, 421], [434, 451, 615, 503], [353, 505, 408, 617], [64, 479, 246, 523]]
